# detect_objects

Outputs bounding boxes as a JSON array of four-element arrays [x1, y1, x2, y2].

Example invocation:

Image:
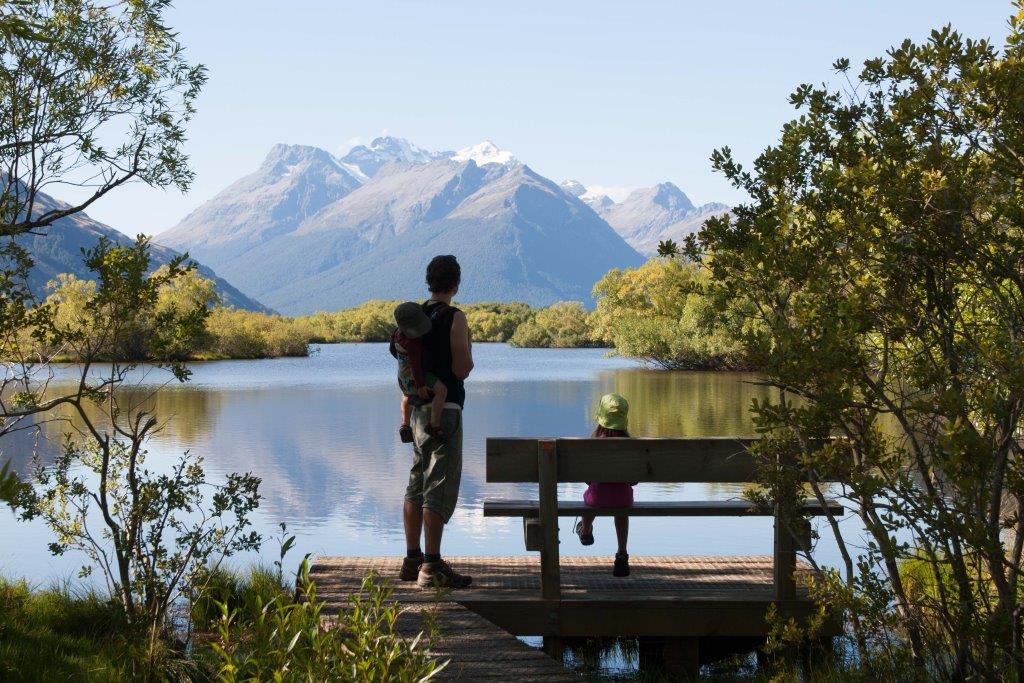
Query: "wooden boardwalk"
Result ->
[[312, 555, 821, 679], [312, 557, 578, 680]]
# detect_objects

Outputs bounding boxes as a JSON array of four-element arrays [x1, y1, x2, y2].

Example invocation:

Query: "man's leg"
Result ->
[[400, 426, 427, 581], [413, 406, 471, 588], [404, 500, 423, 551], [423, 507, 444, 555]]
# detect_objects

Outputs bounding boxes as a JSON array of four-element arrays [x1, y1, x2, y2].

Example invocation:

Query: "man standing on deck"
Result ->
[[399, 255, 474, 588]]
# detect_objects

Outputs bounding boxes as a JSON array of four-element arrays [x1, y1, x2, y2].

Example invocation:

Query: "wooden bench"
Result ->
[[483, 437, 842, 602]]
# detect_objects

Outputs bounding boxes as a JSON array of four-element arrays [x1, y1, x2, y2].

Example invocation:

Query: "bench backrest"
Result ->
[[486, 436, 817, 602], [487, 437, 765, 484]]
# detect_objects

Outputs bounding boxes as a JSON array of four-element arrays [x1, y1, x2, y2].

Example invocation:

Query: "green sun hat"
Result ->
[[596, 393, 629, 431], [394, 301, 432, 339]]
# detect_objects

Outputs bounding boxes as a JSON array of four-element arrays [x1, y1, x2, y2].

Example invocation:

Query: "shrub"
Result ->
[[203, 308, 309, 358], [509, 301, 603, 348], [207, 559, 446, 681], [592, 257, 753, 369]]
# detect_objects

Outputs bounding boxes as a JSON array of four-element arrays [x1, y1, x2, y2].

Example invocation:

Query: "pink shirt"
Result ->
[[582, 431, 634, 508]]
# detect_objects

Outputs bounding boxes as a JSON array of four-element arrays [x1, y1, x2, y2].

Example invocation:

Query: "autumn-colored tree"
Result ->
[[592, 257, 752, 369]]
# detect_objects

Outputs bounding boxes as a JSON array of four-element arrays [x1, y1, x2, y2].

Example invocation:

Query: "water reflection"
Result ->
[[600, 370, 767, 437], [1, 344, 796, 580]]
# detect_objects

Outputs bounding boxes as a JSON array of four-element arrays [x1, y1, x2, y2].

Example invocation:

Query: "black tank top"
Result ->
[[421, 300, 466, 408]]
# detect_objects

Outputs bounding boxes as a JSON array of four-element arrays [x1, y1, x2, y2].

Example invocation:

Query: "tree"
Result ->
[[688, 14, 1024, 679], [0, 0, 206, 520], [15, 238, 261, 672], [464, 301, 533, 342], [592, 257, 752, 369], [0, 0, 206, 238], [509, 301, 601, 348]]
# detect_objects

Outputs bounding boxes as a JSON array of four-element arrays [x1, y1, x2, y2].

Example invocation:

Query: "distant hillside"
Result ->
[[13, 189, 268, 312], [591, 182, 729, 256], [159, 138, 644, 314]]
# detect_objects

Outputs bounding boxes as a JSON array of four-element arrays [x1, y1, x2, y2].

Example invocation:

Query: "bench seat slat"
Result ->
[[482, 499, 844, 517]]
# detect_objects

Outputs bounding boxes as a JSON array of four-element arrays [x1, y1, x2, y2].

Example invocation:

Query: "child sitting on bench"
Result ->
[[574, 392, 633, 577]]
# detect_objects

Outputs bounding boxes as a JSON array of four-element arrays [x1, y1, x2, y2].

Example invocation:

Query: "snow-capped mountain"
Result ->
[[339, 136, 451, 179], [452, 140, 515, 166], [559, 179, 587, 197], [159, 140, 643, 314], [160, 144, 364, 268], [586, 181, 729, 256], [560, 180, 615, 212]]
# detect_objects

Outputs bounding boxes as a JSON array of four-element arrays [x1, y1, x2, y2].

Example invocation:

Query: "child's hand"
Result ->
[[417, 386, 430, 400]]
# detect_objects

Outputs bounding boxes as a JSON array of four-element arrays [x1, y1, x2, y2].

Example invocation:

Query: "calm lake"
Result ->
[[0, 343, 855, 582]]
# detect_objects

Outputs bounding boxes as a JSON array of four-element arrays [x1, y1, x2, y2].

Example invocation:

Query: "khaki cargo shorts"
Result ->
[[404, 405, 463, 523]]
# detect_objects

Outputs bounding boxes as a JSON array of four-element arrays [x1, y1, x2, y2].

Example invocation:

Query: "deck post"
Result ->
[[661, 638, 700, 678], [773, 451, 797, 601], [537, 438, 561, 601]]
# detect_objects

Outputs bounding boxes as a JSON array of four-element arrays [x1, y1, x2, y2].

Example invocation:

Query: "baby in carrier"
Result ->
[[390, 301, 448, 443]]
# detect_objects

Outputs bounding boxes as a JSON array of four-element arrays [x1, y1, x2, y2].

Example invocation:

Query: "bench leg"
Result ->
[[538, 439, 561, 600]]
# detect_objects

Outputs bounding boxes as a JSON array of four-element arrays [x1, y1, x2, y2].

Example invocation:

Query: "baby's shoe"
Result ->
[[399, 424, 414, 443]]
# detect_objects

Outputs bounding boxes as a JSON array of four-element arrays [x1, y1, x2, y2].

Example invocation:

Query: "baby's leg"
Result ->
[[401, 394, 412, 426], [429, 380, 448, 427]]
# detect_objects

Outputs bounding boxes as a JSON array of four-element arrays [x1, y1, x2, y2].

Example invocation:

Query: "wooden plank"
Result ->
[[537, 439, 561, 601], [484, 499, 845, 517], [487, 437, 760, 483]]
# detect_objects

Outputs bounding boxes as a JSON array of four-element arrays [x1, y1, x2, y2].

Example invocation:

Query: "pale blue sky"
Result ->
[[82, 1, 1013, 236]]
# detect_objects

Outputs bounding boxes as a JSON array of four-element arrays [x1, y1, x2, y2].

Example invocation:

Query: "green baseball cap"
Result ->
[[394, 301, 432, 339], [596, 393, 629, 431]]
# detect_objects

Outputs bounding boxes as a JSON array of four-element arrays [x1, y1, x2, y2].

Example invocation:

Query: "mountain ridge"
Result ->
[[159, 139, 646, 314], [13, 189, 270, 312]]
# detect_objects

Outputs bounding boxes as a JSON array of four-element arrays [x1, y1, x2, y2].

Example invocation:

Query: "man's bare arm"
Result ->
[[450, 311, 474, 380]]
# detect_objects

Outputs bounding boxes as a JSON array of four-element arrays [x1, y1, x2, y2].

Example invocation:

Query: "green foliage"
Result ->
[[300, 299, 399, 343], [202, 307, 310, 359], [463, 301, 534, 342], [0, 577, 133, 681], [592, 257, 753, 369], [0, 0, 206, 238], [689, 11, 1024, 678], [0, 459, 22, 508], [25, 438, 262, 630], [5, 237, 263, 681], [509, 301, 602, 348], [207, 559, 445, 682], [32, 236, 212, 367], [656, 239, 680, 258], [190, 563, 291, 634]]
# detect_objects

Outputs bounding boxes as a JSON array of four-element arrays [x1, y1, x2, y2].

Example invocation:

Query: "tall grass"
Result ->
[[0, 578, 131, 681]]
